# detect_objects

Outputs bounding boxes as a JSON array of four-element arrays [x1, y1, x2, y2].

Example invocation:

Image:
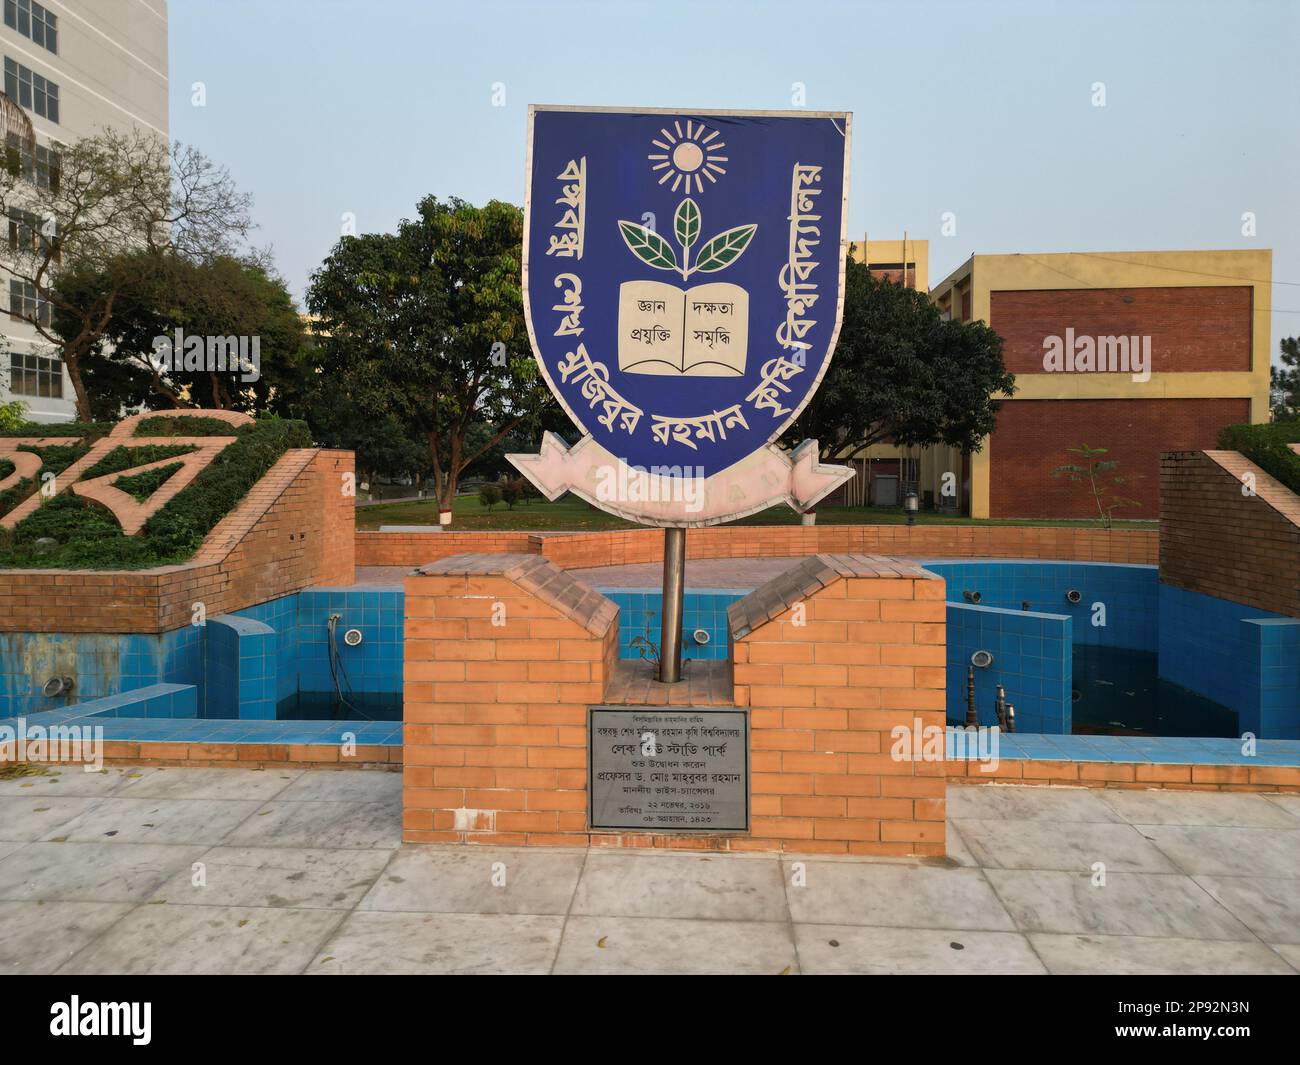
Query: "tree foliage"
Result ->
[[786, 260, 1015, 459], [1272, 336, 1299, 421], [306, 196, 554, 515], [1, 128, 256, 418], [58, 253, 312, 416]]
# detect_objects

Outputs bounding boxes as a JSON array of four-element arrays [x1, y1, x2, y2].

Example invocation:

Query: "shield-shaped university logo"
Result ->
[[510, 106, 855, 527]]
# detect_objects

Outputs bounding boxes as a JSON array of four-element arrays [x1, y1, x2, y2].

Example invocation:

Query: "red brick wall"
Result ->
[[356, 530, 535, 567], [402, 563, 619, 847], [991, 286, 1253, 375], [988, 398, 1249, 519], [732, 559, 947, 856], [358, 524, 1159, 569], [1160, 450, 1300, 617], [402, 553, 947, 856]]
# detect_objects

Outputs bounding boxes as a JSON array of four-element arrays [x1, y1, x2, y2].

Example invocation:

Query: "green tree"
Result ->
[[306, 196, 553, 521], [786, 261, 1015, 459], [0, 128, 256, 419], [1272, 336, 1299, 421], [59, 253, 312, 415]]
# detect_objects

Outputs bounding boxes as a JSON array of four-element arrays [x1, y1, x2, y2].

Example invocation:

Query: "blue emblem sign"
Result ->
[[512, 106, 855, 527]]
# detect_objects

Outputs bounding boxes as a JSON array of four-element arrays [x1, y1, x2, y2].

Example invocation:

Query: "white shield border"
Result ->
[[520, 104, 854, 501]]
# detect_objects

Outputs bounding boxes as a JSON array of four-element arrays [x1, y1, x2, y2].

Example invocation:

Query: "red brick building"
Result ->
[[930, 250, 1272, 519]]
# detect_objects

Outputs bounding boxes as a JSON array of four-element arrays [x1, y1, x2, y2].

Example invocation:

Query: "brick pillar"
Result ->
[[730, 555, 947, 857], [402, 553, 618, 845], [403, 551, 945, 855]]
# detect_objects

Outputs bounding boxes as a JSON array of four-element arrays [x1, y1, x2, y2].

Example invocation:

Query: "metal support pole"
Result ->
[[658, 527, 686, 683]]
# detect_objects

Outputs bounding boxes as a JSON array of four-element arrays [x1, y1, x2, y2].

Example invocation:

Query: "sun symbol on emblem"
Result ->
[[648, 120, 728, 194]]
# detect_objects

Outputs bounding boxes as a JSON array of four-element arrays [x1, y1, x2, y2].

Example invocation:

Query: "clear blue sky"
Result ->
[[169, 0, 1300, 360]]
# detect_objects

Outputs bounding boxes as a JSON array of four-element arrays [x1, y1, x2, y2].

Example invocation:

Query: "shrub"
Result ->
[[83, 444, 197, 480], [0, 400, 26, 432], [1217, 422, 1300, 497], [0, 420, 112, 440], [114, 462, 183, 503], [0, 441, 93, 519], [133, 415, 242, 438], [500, 479, 523, 509], [478, 484, 503, 512], [0, 417, 312, 569]]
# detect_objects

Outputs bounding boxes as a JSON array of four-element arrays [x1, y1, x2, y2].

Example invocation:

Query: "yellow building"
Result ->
[[930, 250, 1271, 519]]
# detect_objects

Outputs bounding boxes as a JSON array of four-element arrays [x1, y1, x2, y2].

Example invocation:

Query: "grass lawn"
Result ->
[[356, 493, 1156, 531]]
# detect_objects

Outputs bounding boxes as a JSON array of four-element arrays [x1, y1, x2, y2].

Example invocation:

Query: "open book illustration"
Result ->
[[617, 280, 749, 376]]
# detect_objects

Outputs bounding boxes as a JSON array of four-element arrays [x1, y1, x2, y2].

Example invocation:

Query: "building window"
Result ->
[[3, 56, 59, 123], [4, 132, 60, 190], [7, 206, 57, 260], [8, 351, 61, 398], [8, 277, 49, 326], [3, 1, 57, 54]]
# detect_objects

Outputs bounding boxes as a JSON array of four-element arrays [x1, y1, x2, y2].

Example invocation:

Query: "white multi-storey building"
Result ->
[[1, 0, 167, 423]]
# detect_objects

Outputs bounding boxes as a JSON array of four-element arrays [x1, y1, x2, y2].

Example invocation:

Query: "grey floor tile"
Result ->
[[310, 911, 563, 974], [0, 796, 105, 842], [0, 900, 134, 975], [115, 766, 302, 802], [0, 766, 157, 798], [554, 915, 796, 975], [275, 769, 401, 803], [1136, 824, 1300, 878], [1268, 942, 1300, 971], [944, 822, 979, 867], [148, 846, 392, 910], [0, 842, 207, 902], [986, 870, 1255, 940], [954, 819, 1178, 873], [59, 903, 344, 974], [1030, 933, 1295, 975], [782, 860, 1016, 931], [1264, 795, 1300, 822], [361, 845, 583, 915], [795, 925, 1046, 974], [0, 841, 25, 862], [947, 785, 1124, 823], [43, 797, 264, 846], [1101, 790, 1300, 828], [571, 852, 786, 921], [224, 799, 401, 849], [1193, 876, 1300, 944]]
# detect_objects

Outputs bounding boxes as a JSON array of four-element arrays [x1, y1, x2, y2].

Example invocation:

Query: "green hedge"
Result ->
[[0, 418, 313, 570], [0, 421, 112, 439], [114, 462, 183, 503], [83, 444, 197, 480], [0, 442, 92, 519], [1217, 422, 1300, 497], [133, 415, 242, 437]]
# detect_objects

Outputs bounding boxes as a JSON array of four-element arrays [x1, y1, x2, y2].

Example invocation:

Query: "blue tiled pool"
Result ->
[[923, 560, 1300, 739], [3, 557, 1297, 745], [599, 588, 747, 663]]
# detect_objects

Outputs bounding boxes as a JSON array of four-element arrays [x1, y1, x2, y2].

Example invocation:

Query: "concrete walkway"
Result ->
[[1, 765, 1297, 974]]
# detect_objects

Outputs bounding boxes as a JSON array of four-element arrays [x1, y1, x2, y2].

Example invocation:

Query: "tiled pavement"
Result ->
[[1, 765, 1298, 974]]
